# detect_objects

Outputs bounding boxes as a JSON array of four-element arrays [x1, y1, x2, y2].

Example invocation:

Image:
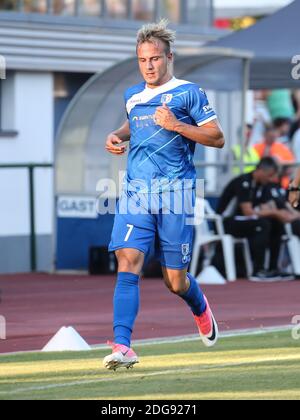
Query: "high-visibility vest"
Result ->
[[254, 142, 296, 189], [232, 145, 260, 175], [254, 142, 295, 162]]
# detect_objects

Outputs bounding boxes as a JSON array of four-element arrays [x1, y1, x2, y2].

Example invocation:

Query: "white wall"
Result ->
[[0, 72, 53, 163], [34, 167, 54, 236], [0, 169, 30, 236], [0, 71, 54, 239], [1, 72, 16, 130]]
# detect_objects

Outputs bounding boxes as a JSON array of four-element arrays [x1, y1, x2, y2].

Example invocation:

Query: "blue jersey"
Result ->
[[124, 77, 217, 193]]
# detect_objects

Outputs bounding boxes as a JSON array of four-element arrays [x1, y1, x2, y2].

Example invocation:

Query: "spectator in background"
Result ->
[[254, 126, 295, 189], [289, 167, 300, 208], [217, 158, 293, 282], [267, 90, 295, 121], [232, 124, 260, 176], [292, 90, 300, 120], [291, 120, 300, 163], [263, 182, 300, 235], [132, 0, 155, 20], [250, 90, 272, 145], [273, 117, 292, 145]]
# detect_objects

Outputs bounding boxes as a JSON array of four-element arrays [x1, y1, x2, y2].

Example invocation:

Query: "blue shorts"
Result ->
[[109, 189, 195, 270]]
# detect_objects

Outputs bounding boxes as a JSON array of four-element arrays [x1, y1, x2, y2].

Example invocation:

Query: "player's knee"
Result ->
[[167, 283, 187, 295], [163, 267, 188, 295], [116, 250, 144, 273], [164, 274, 188, 295], [170, 286, 186, 296]]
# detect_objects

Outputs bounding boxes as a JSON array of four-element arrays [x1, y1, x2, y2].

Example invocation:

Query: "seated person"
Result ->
[[254, 126, 295, 189], [263, 181, 300, 237], [291, 119, 300, 163], [289, 167, 300, 208], [217, 158, 293, 281], [273, 117, 292, 144]]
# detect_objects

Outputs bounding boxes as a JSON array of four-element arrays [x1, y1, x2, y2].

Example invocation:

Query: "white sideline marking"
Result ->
[[0, 325, 292, 356], [93, 325, 293, 350], [0, 353, 299, 396]]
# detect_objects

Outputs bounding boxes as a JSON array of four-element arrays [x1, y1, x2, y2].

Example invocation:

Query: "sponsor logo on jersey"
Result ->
[[130, 98, 142, 105], [132, 114, 155, 128], [203, 105, 213, 114]]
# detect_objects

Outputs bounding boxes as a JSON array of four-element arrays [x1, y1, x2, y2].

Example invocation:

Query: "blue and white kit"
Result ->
[[109, 77, 217, 269]]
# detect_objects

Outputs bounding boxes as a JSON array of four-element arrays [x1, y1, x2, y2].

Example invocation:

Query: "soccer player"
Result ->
[[289, 168, 300, 208], [103, 20, 225, 371]]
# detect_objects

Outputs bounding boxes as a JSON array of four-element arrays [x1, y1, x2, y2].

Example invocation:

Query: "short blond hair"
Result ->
[[136, 19, 176, 54]]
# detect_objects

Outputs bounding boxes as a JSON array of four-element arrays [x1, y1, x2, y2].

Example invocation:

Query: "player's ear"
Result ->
[[166, 52, 173, 66]]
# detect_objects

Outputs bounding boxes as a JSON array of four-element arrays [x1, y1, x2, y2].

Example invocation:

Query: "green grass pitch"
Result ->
[[0, 331, 299, 400]]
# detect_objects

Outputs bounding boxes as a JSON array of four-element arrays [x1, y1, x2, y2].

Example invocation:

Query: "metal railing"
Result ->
[[0, 163, 53, 272], [0, 0, 214, 26], [193, 160, 300, 195]]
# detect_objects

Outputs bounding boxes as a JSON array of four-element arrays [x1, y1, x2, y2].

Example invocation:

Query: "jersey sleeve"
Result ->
[[186, 85, 217, 127], [237, 180, 253, 204], [264, 185, 287, 209]]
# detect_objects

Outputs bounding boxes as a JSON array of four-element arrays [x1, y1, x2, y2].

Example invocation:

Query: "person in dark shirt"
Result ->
[[217, 157, 293, 281], [289, 167, 300, 208], [263, 181, 300, 237]]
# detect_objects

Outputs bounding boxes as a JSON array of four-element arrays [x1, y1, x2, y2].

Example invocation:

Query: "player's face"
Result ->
[[257, 168, 278, 185], [265, 129, 279, 145], [137, 40, 173, 88]]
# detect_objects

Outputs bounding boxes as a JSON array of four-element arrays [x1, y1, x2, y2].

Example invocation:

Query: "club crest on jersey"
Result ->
[[182, 255, 191, 264], [182, 244, 190, 257], [161, 94, 173, 104]]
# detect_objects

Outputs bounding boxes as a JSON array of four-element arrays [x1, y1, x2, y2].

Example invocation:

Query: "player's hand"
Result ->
[[289, 190, 300, 209], [154, 103, 178, 131], [276, 209, 298, 224], [105, 133, 127, 155]]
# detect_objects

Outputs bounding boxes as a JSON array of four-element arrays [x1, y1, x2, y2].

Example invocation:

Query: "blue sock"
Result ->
[[180, 273, 207, 316], [113, 272, 140, 347]]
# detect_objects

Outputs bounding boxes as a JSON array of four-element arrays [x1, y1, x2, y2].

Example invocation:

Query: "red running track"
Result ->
[[0, 274, 299, 353]]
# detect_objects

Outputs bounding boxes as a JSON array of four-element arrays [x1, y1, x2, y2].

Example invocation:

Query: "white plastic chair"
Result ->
[[190, 198, 253, 282], [283, 223, 300, 275]]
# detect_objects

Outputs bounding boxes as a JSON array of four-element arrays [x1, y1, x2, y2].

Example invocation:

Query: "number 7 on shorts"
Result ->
[[125, 224, 134, 242]]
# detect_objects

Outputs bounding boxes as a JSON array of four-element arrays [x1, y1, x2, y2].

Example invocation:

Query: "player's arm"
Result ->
[[289, 168, 300, 208], [240, 202, 296, 223], [241, 202, 276, 218], [105, 120, 130, 155], [238, 181, 284, 220], [154, 103, 225, 149], [173, 118, 225, 149]]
